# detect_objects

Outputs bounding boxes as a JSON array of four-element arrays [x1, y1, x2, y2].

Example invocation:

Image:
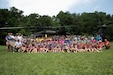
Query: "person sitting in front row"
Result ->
[[15, 39, 22, 52], [104, 39, 110, 49]]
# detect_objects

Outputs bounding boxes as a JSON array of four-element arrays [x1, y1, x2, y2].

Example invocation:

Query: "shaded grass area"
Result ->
[[0, 44, 113, 75]]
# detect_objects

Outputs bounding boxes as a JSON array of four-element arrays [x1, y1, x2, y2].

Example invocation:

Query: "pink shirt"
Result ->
[[91, 39, 96, 43], [59, 40, 64, 45]]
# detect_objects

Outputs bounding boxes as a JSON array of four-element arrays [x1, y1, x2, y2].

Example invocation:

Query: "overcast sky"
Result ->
[[0, 0, 113, 16]]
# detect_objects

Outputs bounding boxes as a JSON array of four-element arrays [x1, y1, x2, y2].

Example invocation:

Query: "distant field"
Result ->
[[0, 43, 113, 75]]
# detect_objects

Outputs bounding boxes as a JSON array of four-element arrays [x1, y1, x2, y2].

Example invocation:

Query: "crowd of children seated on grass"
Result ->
[[5, 33, 110, 53]]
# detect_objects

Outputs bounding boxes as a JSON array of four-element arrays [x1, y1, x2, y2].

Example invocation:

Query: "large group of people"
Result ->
[[5, 33, 110, 53]]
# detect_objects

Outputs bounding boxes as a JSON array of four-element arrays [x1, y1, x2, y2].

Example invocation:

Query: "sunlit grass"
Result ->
[[0, 43, 113, 75]]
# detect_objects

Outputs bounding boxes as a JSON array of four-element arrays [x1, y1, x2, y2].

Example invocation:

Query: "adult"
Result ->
[[5, 33, 11, 51]]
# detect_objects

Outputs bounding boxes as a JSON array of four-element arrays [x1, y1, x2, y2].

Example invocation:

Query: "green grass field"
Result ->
[[0, 44, 113, 75]]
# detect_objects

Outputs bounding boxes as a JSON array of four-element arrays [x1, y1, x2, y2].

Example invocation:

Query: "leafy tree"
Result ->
[[0, 7, 113, 45]]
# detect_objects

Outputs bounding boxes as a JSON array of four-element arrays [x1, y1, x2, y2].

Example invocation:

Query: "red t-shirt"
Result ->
[[104, 41, 110, 46]]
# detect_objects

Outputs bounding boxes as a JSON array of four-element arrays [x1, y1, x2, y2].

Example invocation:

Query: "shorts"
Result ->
[[6, 41, 10, 46]]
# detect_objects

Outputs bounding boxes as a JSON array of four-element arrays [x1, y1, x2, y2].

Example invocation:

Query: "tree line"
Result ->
[[0, 7, 113, 44]]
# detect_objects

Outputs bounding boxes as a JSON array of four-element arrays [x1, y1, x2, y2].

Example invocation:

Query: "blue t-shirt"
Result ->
[[6, 36, 11, 41]]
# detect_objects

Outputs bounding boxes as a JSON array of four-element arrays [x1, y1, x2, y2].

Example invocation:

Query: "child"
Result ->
[[104, 39, 110, 49]]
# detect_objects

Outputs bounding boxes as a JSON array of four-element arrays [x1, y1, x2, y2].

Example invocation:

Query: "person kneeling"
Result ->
[[15, 39, 22, 52]]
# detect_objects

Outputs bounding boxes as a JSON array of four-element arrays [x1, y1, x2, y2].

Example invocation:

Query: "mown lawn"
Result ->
[[0, 43, 113, 75]]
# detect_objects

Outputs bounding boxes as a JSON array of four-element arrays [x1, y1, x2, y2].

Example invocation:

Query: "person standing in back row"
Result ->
[[5, 33, 11, 51]]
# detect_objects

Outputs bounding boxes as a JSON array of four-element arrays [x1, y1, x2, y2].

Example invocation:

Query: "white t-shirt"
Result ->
[[15, 41, 22, 47], [18, 36, 23, 41], [10, 35, 15, 39]]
